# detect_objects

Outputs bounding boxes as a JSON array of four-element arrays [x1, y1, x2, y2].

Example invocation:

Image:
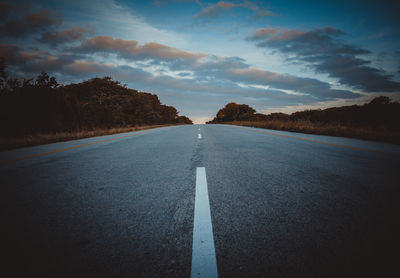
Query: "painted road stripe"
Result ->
[[198, 133, 202, 139], [1, 130, 152, 164], [191, 167, 218, 278]]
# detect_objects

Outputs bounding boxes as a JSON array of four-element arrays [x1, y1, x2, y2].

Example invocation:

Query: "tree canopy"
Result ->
[[0, 67, 192, 136], [207, 98, 400, 129]]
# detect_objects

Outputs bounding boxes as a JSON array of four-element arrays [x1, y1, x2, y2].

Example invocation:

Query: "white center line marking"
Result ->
[[198, 133, 202, 139], [191, 167, 218, 278]]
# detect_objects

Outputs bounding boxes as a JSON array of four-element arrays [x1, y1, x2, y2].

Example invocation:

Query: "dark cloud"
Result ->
[[0, 2, 15, 21], [247, 27, 400, 92], [38, 27, 95, 46], [0, 9, 61, 37], [0, 2, 31, 23], [0, 43, 44, 64], [216, 67, 358, 99], [0, 44, 23, 64], [22, 54, 81, 74], [0, 43, 82, 74]]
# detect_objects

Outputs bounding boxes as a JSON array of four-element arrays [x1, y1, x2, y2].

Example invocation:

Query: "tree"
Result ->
[[0, 57, 8, 91], [369, 96, 391, 106], [35, 72, 59, 88], [209, 102, 256, 123]]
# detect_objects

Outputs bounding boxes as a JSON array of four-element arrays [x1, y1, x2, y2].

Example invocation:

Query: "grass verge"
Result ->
[[223, 120, 400, 144], [0, 124, 183, 151]]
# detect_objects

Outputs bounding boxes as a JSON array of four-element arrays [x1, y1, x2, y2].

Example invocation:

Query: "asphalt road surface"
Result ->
[[1, 124, 400, 277]]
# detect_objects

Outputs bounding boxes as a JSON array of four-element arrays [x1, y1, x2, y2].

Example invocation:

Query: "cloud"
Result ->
[[0, 9, 61, 37], [63, 61, 153, 84], [194, 4, 223, 19], [218, 1, 240, 9], [154, 0, 203, 7], [241, 0, 275, 17], [2, 44, 330, 103], [59, 0, 188, 47], [194, 0, 273, 20], [247, 27, 400, 92], [64, 60, 115, 75], [0, 2, 14, 21], [0, 44, 44, 64], [247, 27, 303, 41], [23, 54, 77, 73], [136, 42, 205, 60], [3, 30, 358, 101], [0, 2, 32, 23], [72, 36, 206, 61], [0, 44, 23, 64], [223, 67, 358, 99], [0, 43, 84, 74], [154, 53, 358, 100], [2, 30, 360, 115], [38, 27, 95, 46]]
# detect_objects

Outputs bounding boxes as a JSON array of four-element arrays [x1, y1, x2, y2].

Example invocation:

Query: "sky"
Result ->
[[1, 0, 399, 123]]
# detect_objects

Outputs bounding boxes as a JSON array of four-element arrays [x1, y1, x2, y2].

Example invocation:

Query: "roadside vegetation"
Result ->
[[207, 99, 400, 144], [0, 58, 192, 150], [0, 125, 180, 150]]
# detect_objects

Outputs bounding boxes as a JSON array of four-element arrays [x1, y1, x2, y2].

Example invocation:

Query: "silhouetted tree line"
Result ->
[[207, 103, 257, 122], [207, 98, 400, 129], [0, 58, 192, 136]]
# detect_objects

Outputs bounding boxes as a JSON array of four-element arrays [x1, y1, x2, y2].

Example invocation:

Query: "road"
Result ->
[[1, 124, 400, 277]]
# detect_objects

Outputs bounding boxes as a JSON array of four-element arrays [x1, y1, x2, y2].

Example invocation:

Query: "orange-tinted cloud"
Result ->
[[137, 42, 205, 60], [65, 60, 115, 74], [242, 0, 274, 17], [73, 36, 205, 61], [76, 36, 138, 53], [247, 28, 303, 41], [217, 1, 240, 9]]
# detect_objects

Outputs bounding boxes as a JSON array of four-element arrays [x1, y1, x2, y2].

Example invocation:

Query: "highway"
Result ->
[[1, 124, 400, 277]]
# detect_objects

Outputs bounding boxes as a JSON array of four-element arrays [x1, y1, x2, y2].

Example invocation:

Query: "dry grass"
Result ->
[[0, 124, 182, 151], [225, 120, 400, 144]]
